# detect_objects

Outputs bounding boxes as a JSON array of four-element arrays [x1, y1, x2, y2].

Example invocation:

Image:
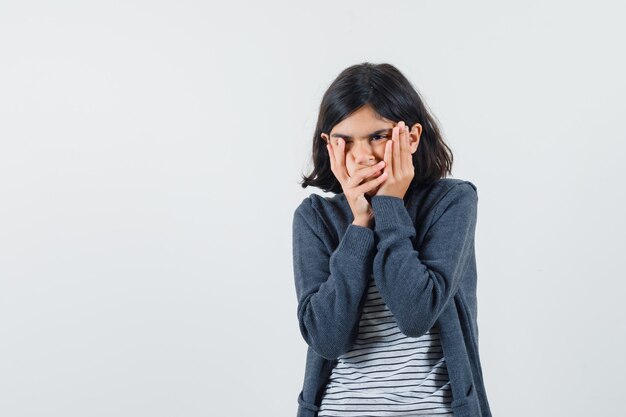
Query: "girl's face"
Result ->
[[321, 104, 421, 196]]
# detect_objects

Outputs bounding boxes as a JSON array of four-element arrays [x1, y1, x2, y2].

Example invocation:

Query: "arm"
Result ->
[[292, 198, 375, 360], [370, 182, 478, 338]]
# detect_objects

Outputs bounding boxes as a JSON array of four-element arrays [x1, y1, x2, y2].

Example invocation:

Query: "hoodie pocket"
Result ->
[[297, 390, 320, 412], [451, 381, 475, 408], [450, 382, 479, 417]]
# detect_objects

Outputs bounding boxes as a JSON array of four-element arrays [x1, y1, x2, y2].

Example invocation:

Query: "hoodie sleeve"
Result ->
[[370, 182, 478, 338], [292, 197, 375, 360]]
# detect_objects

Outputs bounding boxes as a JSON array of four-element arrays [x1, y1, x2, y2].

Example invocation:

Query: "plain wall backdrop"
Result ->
[[1, 1, 625, 416]]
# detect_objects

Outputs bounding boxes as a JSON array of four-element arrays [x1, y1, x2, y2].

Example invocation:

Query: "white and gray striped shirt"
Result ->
[[318, 274, 454, 417]]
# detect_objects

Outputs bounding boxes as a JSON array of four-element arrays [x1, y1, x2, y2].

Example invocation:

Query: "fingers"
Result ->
[[399, 123, 409, 172], [383, 135, 393, 179], [393, 124, 402, 174], [355, 168, 388, 194], [326, 142, 345, 187], [351, 160, 386, 185], [403, 125, 413, 170], [327, 136, 394, 194], [327, 138, 349, 183], [326, 142, 335, 172]]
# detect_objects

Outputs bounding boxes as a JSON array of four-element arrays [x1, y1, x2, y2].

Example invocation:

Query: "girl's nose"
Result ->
[[357, 155, 376, 166], [354, 154, 376, 166], [351, 142, 376, 165]]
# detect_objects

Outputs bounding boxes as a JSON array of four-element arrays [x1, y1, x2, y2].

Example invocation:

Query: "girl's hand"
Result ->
[[375, 121, 415, 200], [326, 138, 387, 226]]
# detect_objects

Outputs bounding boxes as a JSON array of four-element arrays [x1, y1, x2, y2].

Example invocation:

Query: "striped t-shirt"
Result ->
[[318, 274, 454, 417]]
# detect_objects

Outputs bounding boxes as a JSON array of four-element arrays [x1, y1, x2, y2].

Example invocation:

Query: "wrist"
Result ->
[[352, 217, 373, 228]]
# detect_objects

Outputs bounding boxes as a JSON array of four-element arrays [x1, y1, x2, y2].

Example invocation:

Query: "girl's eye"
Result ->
[[341, 136, 386, 146]]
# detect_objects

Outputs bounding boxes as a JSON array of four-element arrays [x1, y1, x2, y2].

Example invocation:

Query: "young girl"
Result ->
[[292, 62, 492, 417]]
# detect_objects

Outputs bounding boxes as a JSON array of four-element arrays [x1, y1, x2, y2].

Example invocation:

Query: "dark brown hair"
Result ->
[[300, 62, 453, 194]]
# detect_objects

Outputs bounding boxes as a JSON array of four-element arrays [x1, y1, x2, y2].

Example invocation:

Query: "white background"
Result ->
[[1, 1, 625, 416]]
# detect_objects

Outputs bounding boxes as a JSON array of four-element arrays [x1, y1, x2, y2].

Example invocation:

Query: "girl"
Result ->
[[292, 62, 492, 417]]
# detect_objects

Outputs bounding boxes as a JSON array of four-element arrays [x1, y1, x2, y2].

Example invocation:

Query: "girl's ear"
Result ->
[[321, 132, 330, 144], [409, 123, 422, 154]]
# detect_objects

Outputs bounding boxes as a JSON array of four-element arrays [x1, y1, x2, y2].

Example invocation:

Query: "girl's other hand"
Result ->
[[375, 121, 415, 200], [326, 138, 387, 227]]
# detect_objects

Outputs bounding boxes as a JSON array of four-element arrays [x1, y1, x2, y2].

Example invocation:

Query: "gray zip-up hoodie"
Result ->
[[292, 178, 492, 417]]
